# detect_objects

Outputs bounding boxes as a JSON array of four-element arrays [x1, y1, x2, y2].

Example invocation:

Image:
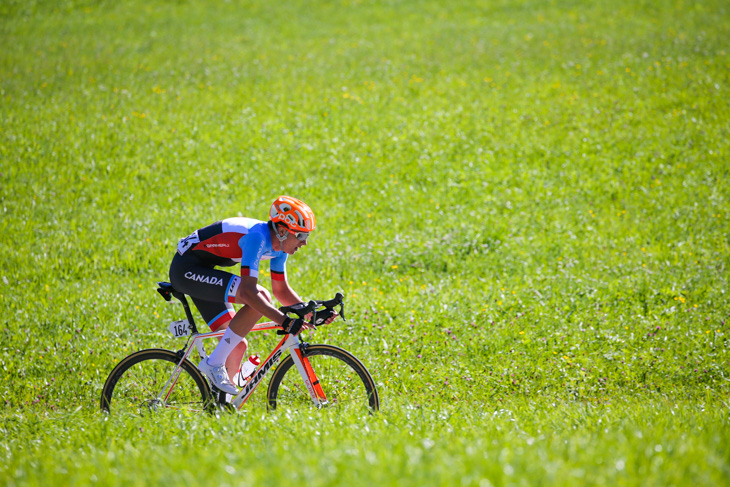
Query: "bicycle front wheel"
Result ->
[[267, 344, 379, 412], [100, 349, 212, 415]]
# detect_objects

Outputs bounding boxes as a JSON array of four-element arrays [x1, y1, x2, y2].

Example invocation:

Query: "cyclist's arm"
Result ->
[[271, 278, 304, 307], [268, 251, 300, 306], [273, 278, 338, 326], [236, 276, 288, 325], [271, 279, 331, 329]]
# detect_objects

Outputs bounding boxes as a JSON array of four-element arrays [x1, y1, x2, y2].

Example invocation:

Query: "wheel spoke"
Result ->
[[120, 366, 161, 400], [101, 350, 211, 415], [268, 346, 378, 412]]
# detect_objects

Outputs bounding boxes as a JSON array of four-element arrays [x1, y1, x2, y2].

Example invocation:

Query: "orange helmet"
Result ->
[[269, 196, 316, 232]]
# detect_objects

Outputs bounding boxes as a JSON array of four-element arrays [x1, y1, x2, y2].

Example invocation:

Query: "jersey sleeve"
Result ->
[[238, 232, 267, 279], [269, 252, 288, 282]]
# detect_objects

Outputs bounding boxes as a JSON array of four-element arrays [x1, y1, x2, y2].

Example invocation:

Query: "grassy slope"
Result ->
[[1, 0, 729, 485]]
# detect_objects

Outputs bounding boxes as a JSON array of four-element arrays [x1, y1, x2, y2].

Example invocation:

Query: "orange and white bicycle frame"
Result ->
[[172, 321, 328, 410]]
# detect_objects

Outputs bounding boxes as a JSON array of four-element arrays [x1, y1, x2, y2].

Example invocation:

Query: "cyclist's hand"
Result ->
[[310, 309, 338, 327], [279, 316, 306, 336], [321, 311, 338, 325]]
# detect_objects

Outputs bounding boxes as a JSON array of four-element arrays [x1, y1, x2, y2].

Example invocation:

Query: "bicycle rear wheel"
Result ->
[[267, 344, 379, 412], [100, 349, 212, 415]]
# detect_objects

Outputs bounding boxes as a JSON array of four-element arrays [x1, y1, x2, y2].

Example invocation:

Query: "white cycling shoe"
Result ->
[[198, 358, 239, 395]]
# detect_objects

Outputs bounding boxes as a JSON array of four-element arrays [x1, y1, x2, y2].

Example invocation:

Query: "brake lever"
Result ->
[[286, 295, 346, 328], [338, 300, 346, 322], [313, 295, 346, 326], [280, 300, 317, 319]]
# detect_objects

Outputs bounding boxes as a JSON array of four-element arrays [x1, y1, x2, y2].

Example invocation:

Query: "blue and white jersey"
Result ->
[[177, 217, 288, 280]]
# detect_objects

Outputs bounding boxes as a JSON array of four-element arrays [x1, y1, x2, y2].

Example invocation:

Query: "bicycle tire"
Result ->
[[100, 348, 213, 415], [267, 344, 379, 412]]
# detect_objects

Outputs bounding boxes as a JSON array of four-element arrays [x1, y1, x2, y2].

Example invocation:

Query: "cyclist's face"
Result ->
[[280, 228, 308, 254]]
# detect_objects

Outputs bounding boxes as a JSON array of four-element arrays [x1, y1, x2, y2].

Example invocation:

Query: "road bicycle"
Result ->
[[100, 282, 379, 414]]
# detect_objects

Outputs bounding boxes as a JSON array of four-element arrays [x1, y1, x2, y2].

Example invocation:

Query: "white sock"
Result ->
[[207, 328, 244, 367]]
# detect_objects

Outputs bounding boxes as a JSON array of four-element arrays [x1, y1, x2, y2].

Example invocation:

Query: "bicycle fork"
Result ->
[[290, 344, 328, 404]]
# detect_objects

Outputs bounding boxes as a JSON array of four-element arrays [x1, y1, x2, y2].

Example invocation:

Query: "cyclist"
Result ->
[[169, 196, 333, 395]]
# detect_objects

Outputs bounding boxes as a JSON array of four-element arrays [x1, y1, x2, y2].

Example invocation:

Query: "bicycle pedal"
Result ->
[[210, 389, 237, 405], [216, 402, 236, 414], [214, 390, 228, 403]]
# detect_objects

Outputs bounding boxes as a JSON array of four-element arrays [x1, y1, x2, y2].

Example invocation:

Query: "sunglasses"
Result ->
[[287, 229, 310, 242]]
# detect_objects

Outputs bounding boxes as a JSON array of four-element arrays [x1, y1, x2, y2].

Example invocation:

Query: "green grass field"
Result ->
[[1, 0, 729, 485]]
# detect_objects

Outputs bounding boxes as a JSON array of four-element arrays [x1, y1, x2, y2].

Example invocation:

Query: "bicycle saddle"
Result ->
[[157, 282, 176, 301]]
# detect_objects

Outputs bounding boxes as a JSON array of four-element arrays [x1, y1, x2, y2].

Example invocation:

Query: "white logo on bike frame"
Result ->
[[241, 349, 283, 396]]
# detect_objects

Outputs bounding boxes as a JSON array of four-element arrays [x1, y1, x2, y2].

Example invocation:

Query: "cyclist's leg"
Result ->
[[170, 252, 272, 377], [218, 286, 272, 377], [169, 251, 240, 329], [190, 298, 243, 377], [194, 287, 273, 379]]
